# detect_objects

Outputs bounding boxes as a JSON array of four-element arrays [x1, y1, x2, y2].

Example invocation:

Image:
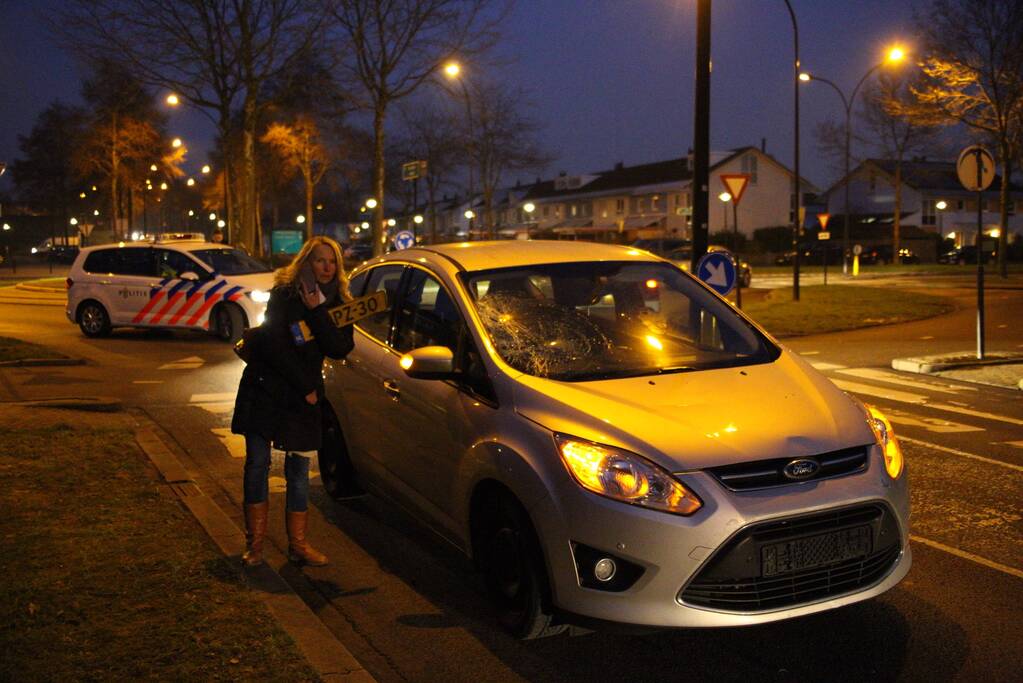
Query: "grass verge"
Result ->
[[0, 335, 67, 362], [741, 284, 953, 337], [0, 413, 320, 681]]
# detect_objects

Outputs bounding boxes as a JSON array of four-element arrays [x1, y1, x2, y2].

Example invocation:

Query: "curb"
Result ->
[[0, 357, 84, 367], [10, 396, 122, 412], [134, 426, 376, 683], [15, 282, 65, 294], [893, 353, 1023, 374]]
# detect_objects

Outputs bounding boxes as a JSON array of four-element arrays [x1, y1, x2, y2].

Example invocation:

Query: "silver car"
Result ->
[[320, 240, 910, 638]]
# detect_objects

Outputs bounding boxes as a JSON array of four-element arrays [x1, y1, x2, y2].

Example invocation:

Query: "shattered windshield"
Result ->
[[462, 261, 777, 381]]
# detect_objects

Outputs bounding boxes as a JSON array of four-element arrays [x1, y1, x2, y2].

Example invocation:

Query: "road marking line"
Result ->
[[196, 402, 233, 414], [901, 435, 1023, 472], [836, 367, 970, 394], [211, 427, 246, 458], [190, 392, 235, 403], [887, 410, 983, 433], [833, 379, 1023, 426], [810, 361, 846, 371], [919, 335, 934, 340], [800, 351, 820, 356], [997, 324, 1007, 328], [1002, 441, 1023, 449], [132, 380, 163, 384], [910, 535, 1023, 581], [160, 356, 205, 371]]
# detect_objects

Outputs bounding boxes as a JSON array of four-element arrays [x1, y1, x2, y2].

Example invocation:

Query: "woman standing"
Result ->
[[232, 236, 354, 566]]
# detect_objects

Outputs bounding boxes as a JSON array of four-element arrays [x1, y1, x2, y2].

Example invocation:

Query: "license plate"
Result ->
[[761, 525, 872, 577], [291, 291, 389, 344]]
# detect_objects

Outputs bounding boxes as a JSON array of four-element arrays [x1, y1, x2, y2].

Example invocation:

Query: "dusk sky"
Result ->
[[1, 0, 921, 196]]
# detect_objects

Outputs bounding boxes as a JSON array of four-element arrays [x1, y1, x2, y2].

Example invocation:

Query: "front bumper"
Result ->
[[528, 445, 910, 628]]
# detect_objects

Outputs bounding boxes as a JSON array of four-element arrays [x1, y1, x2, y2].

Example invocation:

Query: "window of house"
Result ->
[[956, 199, 965, 211], [636, 198, 645, 214], [741, 154, 758, 185], [570, 204, 578, 217], [922, 200, 937, 226], [615, 198, 625, 215]]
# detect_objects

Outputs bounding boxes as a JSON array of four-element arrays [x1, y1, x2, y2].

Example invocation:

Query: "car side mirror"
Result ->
[[400, 345, 455, 380], [180, 271, 200, 281]]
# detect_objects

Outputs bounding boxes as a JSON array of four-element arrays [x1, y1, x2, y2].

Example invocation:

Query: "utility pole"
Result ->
[[691, 0, 711, 273]]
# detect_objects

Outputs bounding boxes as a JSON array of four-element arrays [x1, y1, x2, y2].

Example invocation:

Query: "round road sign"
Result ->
[[956, 145, 995, 192], [392, 230, 415, 250], [852, 244, 863, 256], [696, 250, 736, 296]]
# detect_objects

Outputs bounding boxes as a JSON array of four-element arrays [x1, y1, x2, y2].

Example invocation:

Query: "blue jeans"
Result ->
[[243, 434, 310, 512]]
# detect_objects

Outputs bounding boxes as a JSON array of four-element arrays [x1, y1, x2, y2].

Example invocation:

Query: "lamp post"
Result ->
[[444, 61, 480, 238], [782, 0, 801, 301], [800, 47, 906, 276], [936, 199, 947, 241]]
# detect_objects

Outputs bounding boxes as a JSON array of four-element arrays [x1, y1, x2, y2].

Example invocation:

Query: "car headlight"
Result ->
[[555, 434, 702, 516], [249, 289, 271, 303], [866, 405, 904, 479]]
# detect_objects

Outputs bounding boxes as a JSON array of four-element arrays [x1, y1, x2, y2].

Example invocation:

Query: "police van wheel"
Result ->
[[212, 304, 245, 343], [78, 301, 111, 338]]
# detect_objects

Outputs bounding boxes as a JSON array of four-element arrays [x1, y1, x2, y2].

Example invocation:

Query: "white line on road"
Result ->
[[1002, 441, 1023, 449], [810, 361, 847, 371], [910, 535, 1023, 581], [189, 392, 235, 403], [919, 335, 934, 340], [132, 380, 163, 384], [833, 379, 1023, 427], [799, 351, 820, 356], [835, 367, 973, 394], [888, 410, 983, 434], [901, 435, 1023, 472]]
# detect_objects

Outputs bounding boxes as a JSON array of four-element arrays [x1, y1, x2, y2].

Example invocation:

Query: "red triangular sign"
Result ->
[[818, 213, 830, 229], [720, 174, 750, 204]]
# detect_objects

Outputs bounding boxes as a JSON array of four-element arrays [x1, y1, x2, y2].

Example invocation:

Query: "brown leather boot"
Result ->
[[242, 501, 269, 566], [286, 510, 328, 566]]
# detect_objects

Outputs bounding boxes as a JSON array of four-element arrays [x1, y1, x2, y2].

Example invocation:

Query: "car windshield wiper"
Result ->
[[554, 365, 697, 381]]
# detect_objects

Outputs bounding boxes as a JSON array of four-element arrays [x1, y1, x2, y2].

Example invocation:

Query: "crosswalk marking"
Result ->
[[810, 361, 846, 371], [887, 409, 983, 434], [159, 356, 205, 370], [1003, 441, 1023, 449], [901, 435, 1023, 473], [799, 351, 820, 356], [910, 535, 1023, 580], [835, 367, 974, 394], [833, 378, 1023, 427], [211, 427, 246, 458], [132, 380, 163, 384], [190, 392, 235, 403]]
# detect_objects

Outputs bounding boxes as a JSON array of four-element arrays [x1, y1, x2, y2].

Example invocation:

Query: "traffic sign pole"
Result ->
[[957, 144, 994, 359]]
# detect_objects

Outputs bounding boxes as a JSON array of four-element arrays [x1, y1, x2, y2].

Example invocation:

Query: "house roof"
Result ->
[[826, 158, 1023, 196]]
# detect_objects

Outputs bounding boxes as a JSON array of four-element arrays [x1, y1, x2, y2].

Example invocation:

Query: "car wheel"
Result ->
[[483, 494, 565, 639], [78, 301, 111, 337], [318, 405, 365, 500], [212, 303, 245, 343]]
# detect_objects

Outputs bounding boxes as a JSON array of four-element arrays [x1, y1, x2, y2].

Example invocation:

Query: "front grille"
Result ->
[[679, 504, 902, 612], [707, 445, 869, 491]]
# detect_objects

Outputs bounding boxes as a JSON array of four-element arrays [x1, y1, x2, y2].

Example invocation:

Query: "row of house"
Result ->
[[384, 146, 1022, 259]]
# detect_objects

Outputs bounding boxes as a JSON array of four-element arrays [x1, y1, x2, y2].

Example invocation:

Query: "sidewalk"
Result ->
[[893, 352, 1023, 390]]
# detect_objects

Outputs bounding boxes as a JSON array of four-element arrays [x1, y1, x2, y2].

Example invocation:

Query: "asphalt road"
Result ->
[[1, 275, 1021, 682]]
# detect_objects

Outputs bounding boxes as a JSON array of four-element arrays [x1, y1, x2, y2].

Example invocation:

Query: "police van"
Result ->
[[65, 235, 274, 342]]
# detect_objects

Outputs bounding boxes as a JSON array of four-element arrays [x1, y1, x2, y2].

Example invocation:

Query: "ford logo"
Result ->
[[783, 458, 820, 480]]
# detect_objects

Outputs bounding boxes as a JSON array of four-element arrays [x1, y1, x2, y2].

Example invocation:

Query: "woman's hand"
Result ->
[[305, 391, 318, 405], [300, 285, 320, 310]]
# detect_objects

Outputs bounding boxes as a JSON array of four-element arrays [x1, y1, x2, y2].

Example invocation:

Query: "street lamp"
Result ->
[[201, 165, 211, 174], [936, 199, 947, 238], [171, 138, 183, 148], [782, 0, 802, 301], [413, 215, 424, 225], [365, 198, 378, 210], [718, 192, 731, 230], [296, 214, 306, 224], [800, 46, 907, 275], [166, 93, 180, 106], [444, 61, 480, 237]]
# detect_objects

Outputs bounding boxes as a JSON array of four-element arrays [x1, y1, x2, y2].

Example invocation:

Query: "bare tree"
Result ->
[[461, 80, 551, 238], [60, 0, 327, 255], [325, 0, 503, 255], [397, 101, 462, 243], [912, 0, 1023, 276], [860, 72, 943, 256], [262, 118, 331, 239]]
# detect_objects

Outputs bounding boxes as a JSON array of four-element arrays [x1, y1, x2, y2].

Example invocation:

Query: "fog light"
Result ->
[[593, 558, 617, 582]]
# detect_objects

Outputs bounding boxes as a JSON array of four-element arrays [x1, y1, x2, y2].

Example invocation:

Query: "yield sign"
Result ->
[[818, 213, 830, 229], [719, 174, 751, 204]]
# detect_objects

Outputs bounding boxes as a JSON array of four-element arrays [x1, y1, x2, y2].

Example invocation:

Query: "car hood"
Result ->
[[511, 351, 874, 472], [217, 272, 275, 291]]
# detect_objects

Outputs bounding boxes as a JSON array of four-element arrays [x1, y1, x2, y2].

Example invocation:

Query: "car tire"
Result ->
[[212, 303, 245, 343], [318, 405, 365, 500], [482, 494, 565, 640], [78, 301, 112, 337]]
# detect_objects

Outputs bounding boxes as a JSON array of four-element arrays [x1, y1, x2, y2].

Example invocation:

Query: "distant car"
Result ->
[[66, 239, 273, 342], [667, 244, 752, 288], [774, 243, 843, 267], [937, 245, 995, 265], [321, 240, 910, 638], [630, 238, 690, 258], [859, 245, 919, 266]]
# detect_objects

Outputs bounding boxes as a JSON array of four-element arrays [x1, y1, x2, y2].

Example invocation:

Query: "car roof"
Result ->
[[377, 239, 661, 272], [77, 240, 225, 255]]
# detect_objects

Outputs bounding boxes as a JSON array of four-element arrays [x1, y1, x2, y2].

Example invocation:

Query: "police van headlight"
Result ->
[[249, 289, 271, 303]]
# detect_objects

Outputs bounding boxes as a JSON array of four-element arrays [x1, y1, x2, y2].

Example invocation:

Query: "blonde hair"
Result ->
[[274, 235, 352, 301]]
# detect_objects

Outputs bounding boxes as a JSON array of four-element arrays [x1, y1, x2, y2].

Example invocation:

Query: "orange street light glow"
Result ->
[[444, 62, 461, 78]]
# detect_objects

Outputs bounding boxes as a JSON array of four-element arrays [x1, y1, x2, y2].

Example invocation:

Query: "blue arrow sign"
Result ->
[[696, 251, 736, 296], [392, 230, 415, 250]]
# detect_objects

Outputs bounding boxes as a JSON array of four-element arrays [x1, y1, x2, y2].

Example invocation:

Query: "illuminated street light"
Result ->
[[91, 185, 97, 191], [523, 202, 536, 213], [186, 178, 195, 187], [160, 182, 168, 190], [69, 217, 79, 226], [387, 218, 396, 227], [166, 93, 180, 106], [296, 214, 306, 224], [444, 62, 461, 78], [150, 164, 158, 172], [365, 198, 378, 209], [989, 228, 1001, 239], [3, 223, 11, 231], [188, 210, 195, 217], [361, 221, 370, 229], [79, 192, 87, 198], [413, 215, 424, 225], [201, 165, 211, 174], [464, 209, 475, 220], [93, 209, 99, 216], [217, 219, 225, 228], [936, 200, 947, 211], [800, 44, 909, 275], [171, 138, 183, 148], [718, 192, 732, 202], [209, 212, 217, 221]]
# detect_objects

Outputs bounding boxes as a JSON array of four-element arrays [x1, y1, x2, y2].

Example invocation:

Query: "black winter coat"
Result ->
[[231, 284, 354, 452]]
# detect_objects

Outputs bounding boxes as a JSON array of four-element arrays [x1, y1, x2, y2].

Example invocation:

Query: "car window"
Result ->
[[463, 261, 777, 381], [393, 269, 461, 354], [191, 248, 270, 275], [83, 249, 118, 274], [357, 265, 404, 342], [87, 247, 156, 277], [347, 271, 369, 297], [156, 249, 206, 279]]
